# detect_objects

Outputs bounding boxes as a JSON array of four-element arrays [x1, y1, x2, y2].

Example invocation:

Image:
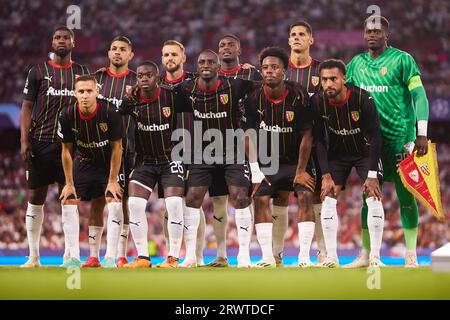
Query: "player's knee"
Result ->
[[185, 193, 203, 208], [64, 199, 78, 205], [28, 188, 47, 205], [230, 193, 249, 209]]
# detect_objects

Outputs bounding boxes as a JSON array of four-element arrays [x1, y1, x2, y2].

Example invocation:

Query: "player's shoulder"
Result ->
[[347, 84, 372, 101], [311, 58, 321, 67], [348, 52, 369, 65]]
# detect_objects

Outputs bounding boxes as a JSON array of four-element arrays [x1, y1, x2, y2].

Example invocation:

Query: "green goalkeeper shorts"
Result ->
[[381, 138, 412, 183]]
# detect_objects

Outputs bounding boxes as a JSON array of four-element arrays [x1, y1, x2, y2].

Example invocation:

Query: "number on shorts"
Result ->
[[170, 161, 183, 174]]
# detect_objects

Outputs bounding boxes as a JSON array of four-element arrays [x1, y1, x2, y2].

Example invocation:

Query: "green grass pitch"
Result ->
[[1, 266, 449, 300]]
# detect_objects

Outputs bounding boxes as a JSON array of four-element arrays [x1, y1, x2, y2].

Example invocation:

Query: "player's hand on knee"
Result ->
[[250, 162, 270, 197], [60, 184, 78, 204], [363, 178, 382, 201], [20, 140, 32, 164], [320, 174, 336, 202], [105, 181, 123, 202], [414, 136, 428, 156], [294, 171, 315, 192]]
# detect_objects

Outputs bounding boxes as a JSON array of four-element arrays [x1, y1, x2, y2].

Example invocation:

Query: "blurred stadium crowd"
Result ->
[[1, 0, 449, 103], [1, 144, 449, 255]]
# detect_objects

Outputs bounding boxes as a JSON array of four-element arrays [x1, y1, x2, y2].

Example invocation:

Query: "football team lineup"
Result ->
[[14, 5, 443, 285]]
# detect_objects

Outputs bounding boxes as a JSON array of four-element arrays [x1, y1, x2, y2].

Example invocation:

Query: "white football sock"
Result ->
[[165, 196, 184, 258], [117, 224, 129, 258], [163, 209, 169, 252], [255, 223, 273, 259], [62, 204, 80, 260], [88, 226, 104, 258], [105, 202, 123, 259], [272, 205, 288, 259], [321, 196, 339, 259], [298, 221, 315, 261], [25, 203, 44, 257], [128, 196, 149, 257], [184, 206, 200, 261], [235, 206, 252, 260], [366, 197, 385, 259], [313, 203, 326, 254], [196, 207, 206, 263], [212, 196, 228, 258]]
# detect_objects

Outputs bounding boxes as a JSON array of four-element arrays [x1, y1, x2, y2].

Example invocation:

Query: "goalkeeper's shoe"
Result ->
[[60, 257, 82, 268], [368, 256, 385, 269], [82, 257, 101, 268], [405, 250, 419, 268], [318, 256, 339, 268], [116, 257, 128, 268], [124, 257, 152, 268], [316, 250, 327, 264], [342, 251, 369, 269], [101, 257, 116, 268], [158, 256, 179, 268], [179, 258, 197, 268], [206, 257, 229, 268], [253, 257, 276, 269], [20, 256, 40, 268], [298, 258, 314, 268]]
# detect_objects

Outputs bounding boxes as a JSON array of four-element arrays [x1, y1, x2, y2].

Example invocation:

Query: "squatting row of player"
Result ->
[[20, 16, 430, 269]]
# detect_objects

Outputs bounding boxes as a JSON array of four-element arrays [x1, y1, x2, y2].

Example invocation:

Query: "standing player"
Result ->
[[278, 21, 325, 266], [312, 59, 385, 268], [95, 36, 136, 268], [172, 50, 262, 268], [20, 26, 89, 267], [160, 40, 207, 267], [122, 61, 188, 268], [58, 75, 123, 268], [345, 16, 430, 268], [204, 34, 264, 268], [242, 47, 315, 268]]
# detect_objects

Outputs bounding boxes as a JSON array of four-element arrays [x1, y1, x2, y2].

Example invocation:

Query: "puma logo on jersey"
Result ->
[[189, 96, 197, 103], [97, 83, 103, 90], [44, 76, 53, 82]]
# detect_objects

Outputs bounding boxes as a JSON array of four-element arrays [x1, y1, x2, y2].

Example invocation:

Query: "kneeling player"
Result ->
[[58, 75, 123, 268], [122, 61, 188, 268], [312, 59, 384, 268], [242, 47, 315, 268]]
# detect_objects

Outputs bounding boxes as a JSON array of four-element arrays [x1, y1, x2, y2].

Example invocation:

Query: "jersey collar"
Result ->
[[328, 88, 351, 108], [140, 87, 161, 103], [78, 103, 99, 121], [263, 85, 289, 104]]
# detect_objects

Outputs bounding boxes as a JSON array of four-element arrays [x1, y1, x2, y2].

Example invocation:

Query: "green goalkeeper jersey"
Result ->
[[347, 46, 420, 143]]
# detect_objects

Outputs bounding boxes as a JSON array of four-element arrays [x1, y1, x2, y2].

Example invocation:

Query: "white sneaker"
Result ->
[[298, 258, 314, 268], [179, 258, 197, 268], [368, 255, 385, 269], [316, 250, 326, 264], [237, 254, 251, 268], [405, 250, 419, 268], [21, 256, 41, 268], [318, 256, 339, 268], [253, 257, 276, 268], [342, 251, 369, 269]]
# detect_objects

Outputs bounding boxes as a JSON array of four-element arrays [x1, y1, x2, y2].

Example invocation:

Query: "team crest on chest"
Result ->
[[220, 94, 229, 105], [311, 76, 320, 87], [380, 66, 388, 76], [99, 122, 108, 133], [162, 107, 171, 118], [351, 111, 360, 122], [285, 111, 294, 122]]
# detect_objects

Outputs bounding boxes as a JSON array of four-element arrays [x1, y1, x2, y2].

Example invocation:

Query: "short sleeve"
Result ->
[[108, 107, 123, 141], [57, 109, 74, 143], [23, 66, 39, 102]]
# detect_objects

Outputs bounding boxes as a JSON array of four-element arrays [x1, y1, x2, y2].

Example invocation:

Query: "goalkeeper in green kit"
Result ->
[[345, 15, 429, 268]]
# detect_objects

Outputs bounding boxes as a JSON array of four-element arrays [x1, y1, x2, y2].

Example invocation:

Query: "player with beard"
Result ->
[[274, 21, 325, 267], [20, 26, 89, 268], [58, 75, 123, 268], [241, 47, 314, 268], [311, 59, 384, 268], [159, 40, 207, 266], [94, 36, 136, 267]]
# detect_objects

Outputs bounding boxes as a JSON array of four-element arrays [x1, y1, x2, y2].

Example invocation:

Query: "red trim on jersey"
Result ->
[[328, 88, 351, 108], [219, 65, 242, 75], [106, 68, 131, 78], [263, 86, 289, 104], [198, 79, 221, 93], [289, 58, 313, 69], [78, 103, 99, 121], [48, 60, 73, 69], [164, 71, 187, 84], [140, 87, 161, 103]]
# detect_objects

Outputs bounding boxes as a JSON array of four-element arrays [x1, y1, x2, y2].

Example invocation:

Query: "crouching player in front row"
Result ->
[[120, 61, 191, 268], [312, 59, 385, 268], [58, 75, 124, 268]]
